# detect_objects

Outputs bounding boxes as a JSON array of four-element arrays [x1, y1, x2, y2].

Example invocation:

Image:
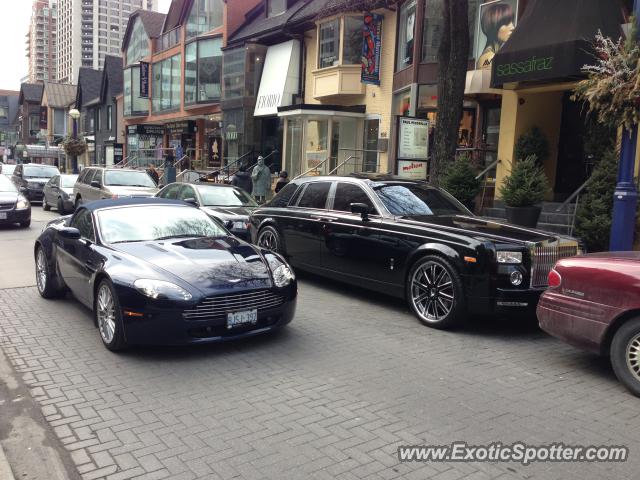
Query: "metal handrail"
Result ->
[[328, 155, 357, 175], [293, 157, 331, 180], [475, 158, 500, 180], [221, 149, 255, 180], [172, 155, 189, 169], [555, 177, 592, 212]]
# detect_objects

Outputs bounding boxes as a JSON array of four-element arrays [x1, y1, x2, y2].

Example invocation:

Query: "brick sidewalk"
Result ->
[[1, 277, 639, 480]]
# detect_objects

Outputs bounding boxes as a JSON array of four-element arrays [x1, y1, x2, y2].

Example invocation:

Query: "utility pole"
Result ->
[[610, 0, 640, 251]]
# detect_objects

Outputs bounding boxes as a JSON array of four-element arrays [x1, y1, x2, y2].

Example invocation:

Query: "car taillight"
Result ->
[[548, 268, 561, 288]]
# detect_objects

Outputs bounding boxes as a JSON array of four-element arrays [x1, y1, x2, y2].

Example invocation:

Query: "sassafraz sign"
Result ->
[[495, 55, 553, 77]]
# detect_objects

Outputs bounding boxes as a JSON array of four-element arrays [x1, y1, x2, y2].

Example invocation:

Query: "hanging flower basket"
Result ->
[[573, 24, 640, 130], [62, 136, 88, 157]]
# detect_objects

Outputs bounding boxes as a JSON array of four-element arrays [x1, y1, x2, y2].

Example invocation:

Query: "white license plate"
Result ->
[[0, 213, 6, 219], [226, 309, 258, 329]]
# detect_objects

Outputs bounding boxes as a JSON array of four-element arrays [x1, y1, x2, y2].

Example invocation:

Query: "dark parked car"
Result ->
[[12, 163, 60, 202], [250, 175, 579, 329], [0, 175, 30, 228], [538, 252, 640, 396], [43, 174, 78, 214], [0, 163, 16, 177], [156, 182, 258, 241], [34, 198, 296, 351]]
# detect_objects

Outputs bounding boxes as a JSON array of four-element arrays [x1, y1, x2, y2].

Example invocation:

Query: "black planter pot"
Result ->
[[505, 205, 541, 228]]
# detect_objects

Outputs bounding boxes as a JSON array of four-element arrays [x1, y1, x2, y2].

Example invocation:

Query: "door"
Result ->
[[56, 208, 99, 306], [321, 182, 395, 285], [280, 181, 331, 269]]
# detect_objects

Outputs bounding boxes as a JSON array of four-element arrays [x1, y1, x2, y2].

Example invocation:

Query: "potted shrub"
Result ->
[[499, 155, 549, 227], [442, 154, 481, 211]]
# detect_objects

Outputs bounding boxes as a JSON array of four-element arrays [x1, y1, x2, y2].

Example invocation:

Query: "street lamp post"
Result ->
[[69, 108, 80, 174], [610, 0, 640, 251]]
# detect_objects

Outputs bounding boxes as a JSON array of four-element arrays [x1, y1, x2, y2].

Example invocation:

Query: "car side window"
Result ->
[[177, 186, 195, 201], [14, 165, 21, 177], [70, 209, 96, 242], [78, 169, 88, 184], [159, 184, 181, 199], [297, 182, 331, 209], [269, 182, 299, 208], [332, 183, 377, 214]]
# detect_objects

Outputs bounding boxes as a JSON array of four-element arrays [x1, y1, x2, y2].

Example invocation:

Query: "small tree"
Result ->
[[515, 127, 549, 165], [442, 154, 481, 210], [499, 155, 549, 207], [575, 151, 618, 252]]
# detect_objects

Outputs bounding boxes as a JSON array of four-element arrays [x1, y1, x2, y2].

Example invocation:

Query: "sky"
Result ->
[[0, 0, 172, 92]]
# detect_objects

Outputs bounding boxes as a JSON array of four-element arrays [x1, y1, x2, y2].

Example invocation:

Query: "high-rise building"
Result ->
[[56, 0, 158, 84], [26, 1, 57, 83]]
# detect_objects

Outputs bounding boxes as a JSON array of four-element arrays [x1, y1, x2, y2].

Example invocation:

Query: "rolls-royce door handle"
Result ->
[[310, 215, 335, 222]]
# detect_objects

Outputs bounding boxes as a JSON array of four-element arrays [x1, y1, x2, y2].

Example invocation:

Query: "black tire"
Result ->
[[406, 255, 465, 329], [43, 197, 50, 211], [610, 317, 640, 397], [57, 197, 66, 214], [94, 279, 127, 352], [74, 196, 82, 211], [20, 220, 31, 228], [35, 246, 65, 299], [256, 226, 282, 254]]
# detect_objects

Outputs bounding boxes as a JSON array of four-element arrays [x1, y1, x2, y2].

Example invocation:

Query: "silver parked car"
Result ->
[[72, 167, 158, 208], [42, 173, 78, 214]]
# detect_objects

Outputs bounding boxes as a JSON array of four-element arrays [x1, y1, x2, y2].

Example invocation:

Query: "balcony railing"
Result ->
[[153, 27, 181, 53]]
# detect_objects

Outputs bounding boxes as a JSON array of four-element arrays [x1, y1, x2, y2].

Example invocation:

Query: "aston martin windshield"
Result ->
[[97, 206, 226, 244]]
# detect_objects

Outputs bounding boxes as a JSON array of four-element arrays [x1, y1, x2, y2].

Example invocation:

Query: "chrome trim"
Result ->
[[182, 290, 285, 321], [530, 239, 578, 287]]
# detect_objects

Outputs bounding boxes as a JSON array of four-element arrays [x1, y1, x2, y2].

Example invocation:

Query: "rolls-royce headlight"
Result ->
[[134, 279, 192, 301], [497, 251, 522, 264]]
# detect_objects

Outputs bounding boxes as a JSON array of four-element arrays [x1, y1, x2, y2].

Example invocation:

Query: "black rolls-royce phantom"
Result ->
[[249, 174, 579, 329]]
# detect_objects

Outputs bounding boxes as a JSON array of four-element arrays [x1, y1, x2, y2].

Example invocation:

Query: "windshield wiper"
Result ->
[[155, 234, 209, 241]]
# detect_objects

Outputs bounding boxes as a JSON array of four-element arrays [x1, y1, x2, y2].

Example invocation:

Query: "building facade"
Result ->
[[74, 67, 103, 165], [26, 0, 58, 83], [0, 91, 20, 160], [56, 0, 158, 84], [94, 55, 125, 166], [17, 83, 44, 147]]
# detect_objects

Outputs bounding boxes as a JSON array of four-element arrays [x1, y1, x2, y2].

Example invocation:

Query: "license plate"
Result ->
[[0, 213, 6, 219], [226, 309, 258, 329]]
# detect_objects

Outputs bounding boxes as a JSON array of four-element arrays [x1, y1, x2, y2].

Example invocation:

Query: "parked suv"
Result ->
[[11, 163, 60, 202], [73, 167, 158, 208]]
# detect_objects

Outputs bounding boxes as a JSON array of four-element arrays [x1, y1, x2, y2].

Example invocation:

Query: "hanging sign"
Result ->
[[139, 61, 150, 98], [361, 12, 383, 85]]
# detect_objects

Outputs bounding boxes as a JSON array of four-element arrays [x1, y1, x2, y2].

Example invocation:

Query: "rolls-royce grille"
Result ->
[[182, 290, 285, 321], [530, 241, 578, 287]]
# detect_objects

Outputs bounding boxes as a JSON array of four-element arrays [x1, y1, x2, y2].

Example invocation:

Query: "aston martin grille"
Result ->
[[182, 290, 285, 321], [530, 241, 579, 287]]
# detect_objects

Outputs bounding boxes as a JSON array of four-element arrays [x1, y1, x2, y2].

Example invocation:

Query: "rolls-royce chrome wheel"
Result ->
[[257, 227, 281, 253]]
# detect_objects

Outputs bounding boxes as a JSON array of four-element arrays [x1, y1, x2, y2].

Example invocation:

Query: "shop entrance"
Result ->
[[260, 117, 282, 171]]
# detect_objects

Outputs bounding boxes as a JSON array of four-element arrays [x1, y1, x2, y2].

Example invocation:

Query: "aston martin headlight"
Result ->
[[497, 251, 522, 264], [265, 254, 295, 287], [133, 279, 192, 301], [16, 197, 29, 210]]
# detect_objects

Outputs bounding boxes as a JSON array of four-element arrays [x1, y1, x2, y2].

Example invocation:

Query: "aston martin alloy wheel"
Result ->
[[95, 280, 126, 351], [407, 255, 465, 329], [35, 246, 65, 298]]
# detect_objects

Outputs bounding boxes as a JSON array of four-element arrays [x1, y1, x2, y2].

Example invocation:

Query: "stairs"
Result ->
[[482, 201, 577, 236]]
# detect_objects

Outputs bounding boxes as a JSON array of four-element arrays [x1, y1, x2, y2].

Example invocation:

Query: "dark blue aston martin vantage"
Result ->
[[34, 198, 297, 351]]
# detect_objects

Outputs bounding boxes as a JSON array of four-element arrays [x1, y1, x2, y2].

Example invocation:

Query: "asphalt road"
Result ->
[[1, 206, 640, 480]]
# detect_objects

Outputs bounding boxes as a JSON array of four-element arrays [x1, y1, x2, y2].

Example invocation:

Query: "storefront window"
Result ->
[[223, 47, 245, 100], [318, 20, 339, 68], [125, 17, 149, 66], [363, 119, 379, 172], [342, 17, 362, 65], [185, 0, 223, 40], [421, 0, 443, 62], [305, 119, 329, 173], [397, 0, 416, 71], [330, 118, 358, 175], [393, 90, 412, 116], [285, 118, 302, 179], [184, 38, 222, 105], [152, 54, 182, 113], [124, 67, 148, 116]]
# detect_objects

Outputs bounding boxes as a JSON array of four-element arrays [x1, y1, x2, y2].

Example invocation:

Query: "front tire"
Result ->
[[43, 198, 50, 211], [35, 246, 65, 298], [257, 226, 282, 253], [406, 255, 465, 329], [611, 318, 640, 397], [75, 196, 82, 211], [57, 197, 66, 214], [95, 279, 127, 352], [20, 220, 31, 228]]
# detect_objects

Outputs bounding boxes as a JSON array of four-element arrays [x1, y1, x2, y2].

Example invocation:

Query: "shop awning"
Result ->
[[491, 0, 624, 88], [254, 40, 301, 117], [26, 145, 63, 158]]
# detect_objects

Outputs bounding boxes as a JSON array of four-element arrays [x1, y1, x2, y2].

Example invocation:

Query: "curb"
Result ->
[[0, 444, 16, 480]]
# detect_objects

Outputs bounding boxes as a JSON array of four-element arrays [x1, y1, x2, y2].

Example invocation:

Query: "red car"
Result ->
[[537, 252, 640, 396]]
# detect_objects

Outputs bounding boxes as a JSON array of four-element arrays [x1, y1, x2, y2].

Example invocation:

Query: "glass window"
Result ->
[[60, 174, 79, 188], [197, 38, 222, 102], [318, 20, 339, 68], [124, 69, 132, 115], [297, 182, 330, 209], [124, 67, 148, 115], [177, 185, 196, 201], [71, 209, 95, 241], [267, 0, 286, 17], [171, 54, 181, 108], [372, 183, 467, 216], [285, 117, 302, 180], [23, 165, 59, 178], [421, 0, 443, 62], [333, 183, 375, 213], [104, 170, 155, 187], [158, 183, 182, 199], [342, 17, 362, 65], [184, 42, 197, 104], [196, 185, 257, 207], [153, 54, 182, 112], [222, 47, 245, 100], [186, 0, 223, 40], [29, 115, 40, 135], [53, 109, 67, 136], [125, 17, 149, 65], [397, 0, 416, 71], [269, 182, 299, 208], [107, 105, 112, 130]]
